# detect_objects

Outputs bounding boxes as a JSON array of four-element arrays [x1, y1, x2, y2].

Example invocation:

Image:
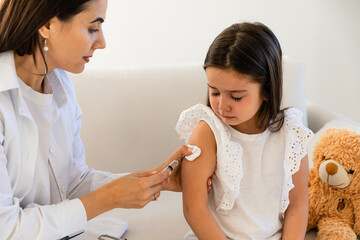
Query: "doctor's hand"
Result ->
[[79, 169, 172, 220], [156, 145, 194, 192], [79, 145, 192, 221], [155, 145, 215, 193]]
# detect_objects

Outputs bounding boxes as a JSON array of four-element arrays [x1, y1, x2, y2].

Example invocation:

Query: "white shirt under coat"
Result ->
[[0, 51, 123, 239]]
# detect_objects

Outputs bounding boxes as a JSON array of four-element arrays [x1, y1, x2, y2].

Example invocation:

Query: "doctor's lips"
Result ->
[[83, 56, 92, 63]]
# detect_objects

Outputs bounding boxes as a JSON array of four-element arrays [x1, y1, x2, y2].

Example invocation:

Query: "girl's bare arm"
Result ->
[[282, 155, 309, 240], [182, 121, 227, 240]]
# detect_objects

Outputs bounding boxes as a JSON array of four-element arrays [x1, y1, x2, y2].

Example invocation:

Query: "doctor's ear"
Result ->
[[38, 21, 51, 39], [38, 17, 62, 39]]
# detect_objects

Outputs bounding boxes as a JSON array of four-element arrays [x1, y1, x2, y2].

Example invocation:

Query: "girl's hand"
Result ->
[[207, 173, 216, 195]]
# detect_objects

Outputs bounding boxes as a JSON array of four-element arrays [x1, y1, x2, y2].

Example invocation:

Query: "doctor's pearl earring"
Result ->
[[44, 38, 49, 52], [43, 38, 49, 74]]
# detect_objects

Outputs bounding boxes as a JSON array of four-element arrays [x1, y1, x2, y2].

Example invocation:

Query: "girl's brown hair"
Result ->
[[0, 0, 94, 68], [204, 22, 284, 132]]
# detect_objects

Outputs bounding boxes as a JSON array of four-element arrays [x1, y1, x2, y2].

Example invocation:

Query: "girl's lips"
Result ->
[[221, 114, 234, 119]]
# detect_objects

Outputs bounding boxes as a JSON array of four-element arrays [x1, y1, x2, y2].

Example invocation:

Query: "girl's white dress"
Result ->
[[176, 104, 313, 240]]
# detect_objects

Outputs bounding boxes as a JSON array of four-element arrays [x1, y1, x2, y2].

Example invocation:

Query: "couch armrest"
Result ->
[[306, 100, 356, 133]]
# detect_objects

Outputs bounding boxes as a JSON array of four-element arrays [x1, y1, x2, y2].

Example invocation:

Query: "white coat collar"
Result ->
[[0, 51, 20, 92], [0, 51, 68, 108]]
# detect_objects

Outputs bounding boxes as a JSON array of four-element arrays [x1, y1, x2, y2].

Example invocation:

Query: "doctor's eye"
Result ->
[[89, 28, 99, 34], [347, 169, 354, 174]]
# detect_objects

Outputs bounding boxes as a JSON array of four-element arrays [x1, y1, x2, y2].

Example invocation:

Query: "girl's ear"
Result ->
[[262, 91, 268, 101]]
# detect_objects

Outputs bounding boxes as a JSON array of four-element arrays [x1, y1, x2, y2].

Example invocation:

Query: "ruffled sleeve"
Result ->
[[280, 108, 313, 213], [175, 103, 243, 215]]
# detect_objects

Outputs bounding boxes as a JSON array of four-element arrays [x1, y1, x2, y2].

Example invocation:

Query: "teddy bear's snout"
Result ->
[[325, 162, 338, 175], [319, 159, 351, 188]]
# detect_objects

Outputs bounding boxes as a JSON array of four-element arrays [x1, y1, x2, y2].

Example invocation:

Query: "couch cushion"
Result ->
[[70, 64, 207, 172], [282, 56, 307, 126]]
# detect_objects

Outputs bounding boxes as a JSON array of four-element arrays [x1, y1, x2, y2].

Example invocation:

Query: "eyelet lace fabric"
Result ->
[[176, 104, 243, 215], [176, 104, 313, 215], [280, 108, 313, 213]]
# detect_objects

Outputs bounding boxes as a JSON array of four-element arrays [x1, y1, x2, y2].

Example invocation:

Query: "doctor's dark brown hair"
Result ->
[[0, 0, 95, 66], [204, 22, 284, 132]]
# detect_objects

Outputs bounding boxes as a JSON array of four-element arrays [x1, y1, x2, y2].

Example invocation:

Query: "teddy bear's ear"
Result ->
[[323, 127, 336, 135], [318, 128, 337, 143]]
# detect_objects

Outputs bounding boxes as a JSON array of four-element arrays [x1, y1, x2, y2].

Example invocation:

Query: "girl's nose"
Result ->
[[219, 97, 231, 112]]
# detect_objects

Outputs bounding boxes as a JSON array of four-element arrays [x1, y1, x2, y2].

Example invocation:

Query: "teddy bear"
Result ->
[[307, 127, 360, 240]]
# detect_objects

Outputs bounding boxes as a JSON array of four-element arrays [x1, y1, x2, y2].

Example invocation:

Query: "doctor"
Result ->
[[0, 0, 208, 239]]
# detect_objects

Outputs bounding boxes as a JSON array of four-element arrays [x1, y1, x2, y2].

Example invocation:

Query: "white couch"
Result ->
[[70, 59, 359, 240]]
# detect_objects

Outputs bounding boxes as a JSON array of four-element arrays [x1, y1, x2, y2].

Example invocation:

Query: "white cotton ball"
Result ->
[[185, 144, 201, 161]]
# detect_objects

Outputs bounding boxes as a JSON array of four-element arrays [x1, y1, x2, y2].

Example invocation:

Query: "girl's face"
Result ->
[[46, 0, 108, 73], [206, 67, 265, 134]]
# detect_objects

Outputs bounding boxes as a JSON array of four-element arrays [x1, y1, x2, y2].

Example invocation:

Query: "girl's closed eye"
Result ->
[[231, 93, 244, 101], [210, 90, 220, 97], [232, 96, 243, 101]]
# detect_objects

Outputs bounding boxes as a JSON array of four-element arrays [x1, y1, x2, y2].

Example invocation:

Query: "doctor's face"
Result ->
[[46, 0, 108, 73]]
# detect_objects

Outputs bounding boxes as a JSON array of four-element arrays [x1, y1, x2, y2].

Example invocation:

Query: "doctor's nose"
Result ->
[[93, 31, 106, 50]]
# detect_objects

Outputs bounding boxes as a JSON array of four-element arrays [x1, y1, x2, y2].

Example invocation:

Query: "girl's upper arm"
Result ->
[[182, 121, 217, 207], [289, 154, 309, 206]]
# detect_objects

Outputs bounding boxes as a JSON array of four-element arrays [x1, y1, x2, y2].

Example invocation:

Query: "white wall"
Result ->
[[87, 0, 360, 122]]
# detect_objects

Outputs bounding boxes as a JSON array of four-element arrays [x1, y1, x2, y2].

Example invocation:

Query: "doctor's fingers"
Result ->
[[162, 145, 193, 168], [132, 168, 159, 178], [144, 169, 171, 188], [172, 145, 193, 158], [111, 174, 166, 209], [134, 177, 167, 207]]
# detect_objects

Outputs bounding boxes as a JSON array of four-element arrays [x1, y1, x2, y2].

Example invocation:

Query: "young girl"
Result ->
[[176, 22, 313, 239]]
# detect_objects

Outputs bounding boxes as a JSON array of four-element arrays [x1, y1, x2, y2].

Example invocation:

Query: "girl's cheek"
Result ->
[[210, 99, 217, 111]]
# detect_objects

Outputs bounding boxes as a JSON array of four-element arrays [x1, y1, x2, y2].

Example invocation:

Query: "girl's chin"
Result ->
[[221, 117, 238, 125]]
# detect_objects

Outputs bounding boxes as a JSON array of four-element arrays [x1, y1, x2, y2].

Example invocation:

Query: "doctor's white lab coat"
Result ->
[[0, 51, 122, 239]]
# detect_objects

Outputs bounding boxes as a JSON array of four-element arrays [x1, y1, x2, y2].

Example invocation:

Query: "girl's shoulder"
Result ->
[[279, 107, 314, 213], [177, 103, 217, 122], [280, 107, 313, 138], [283, 107, 306, 126], [176, 103, 230, 144]]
